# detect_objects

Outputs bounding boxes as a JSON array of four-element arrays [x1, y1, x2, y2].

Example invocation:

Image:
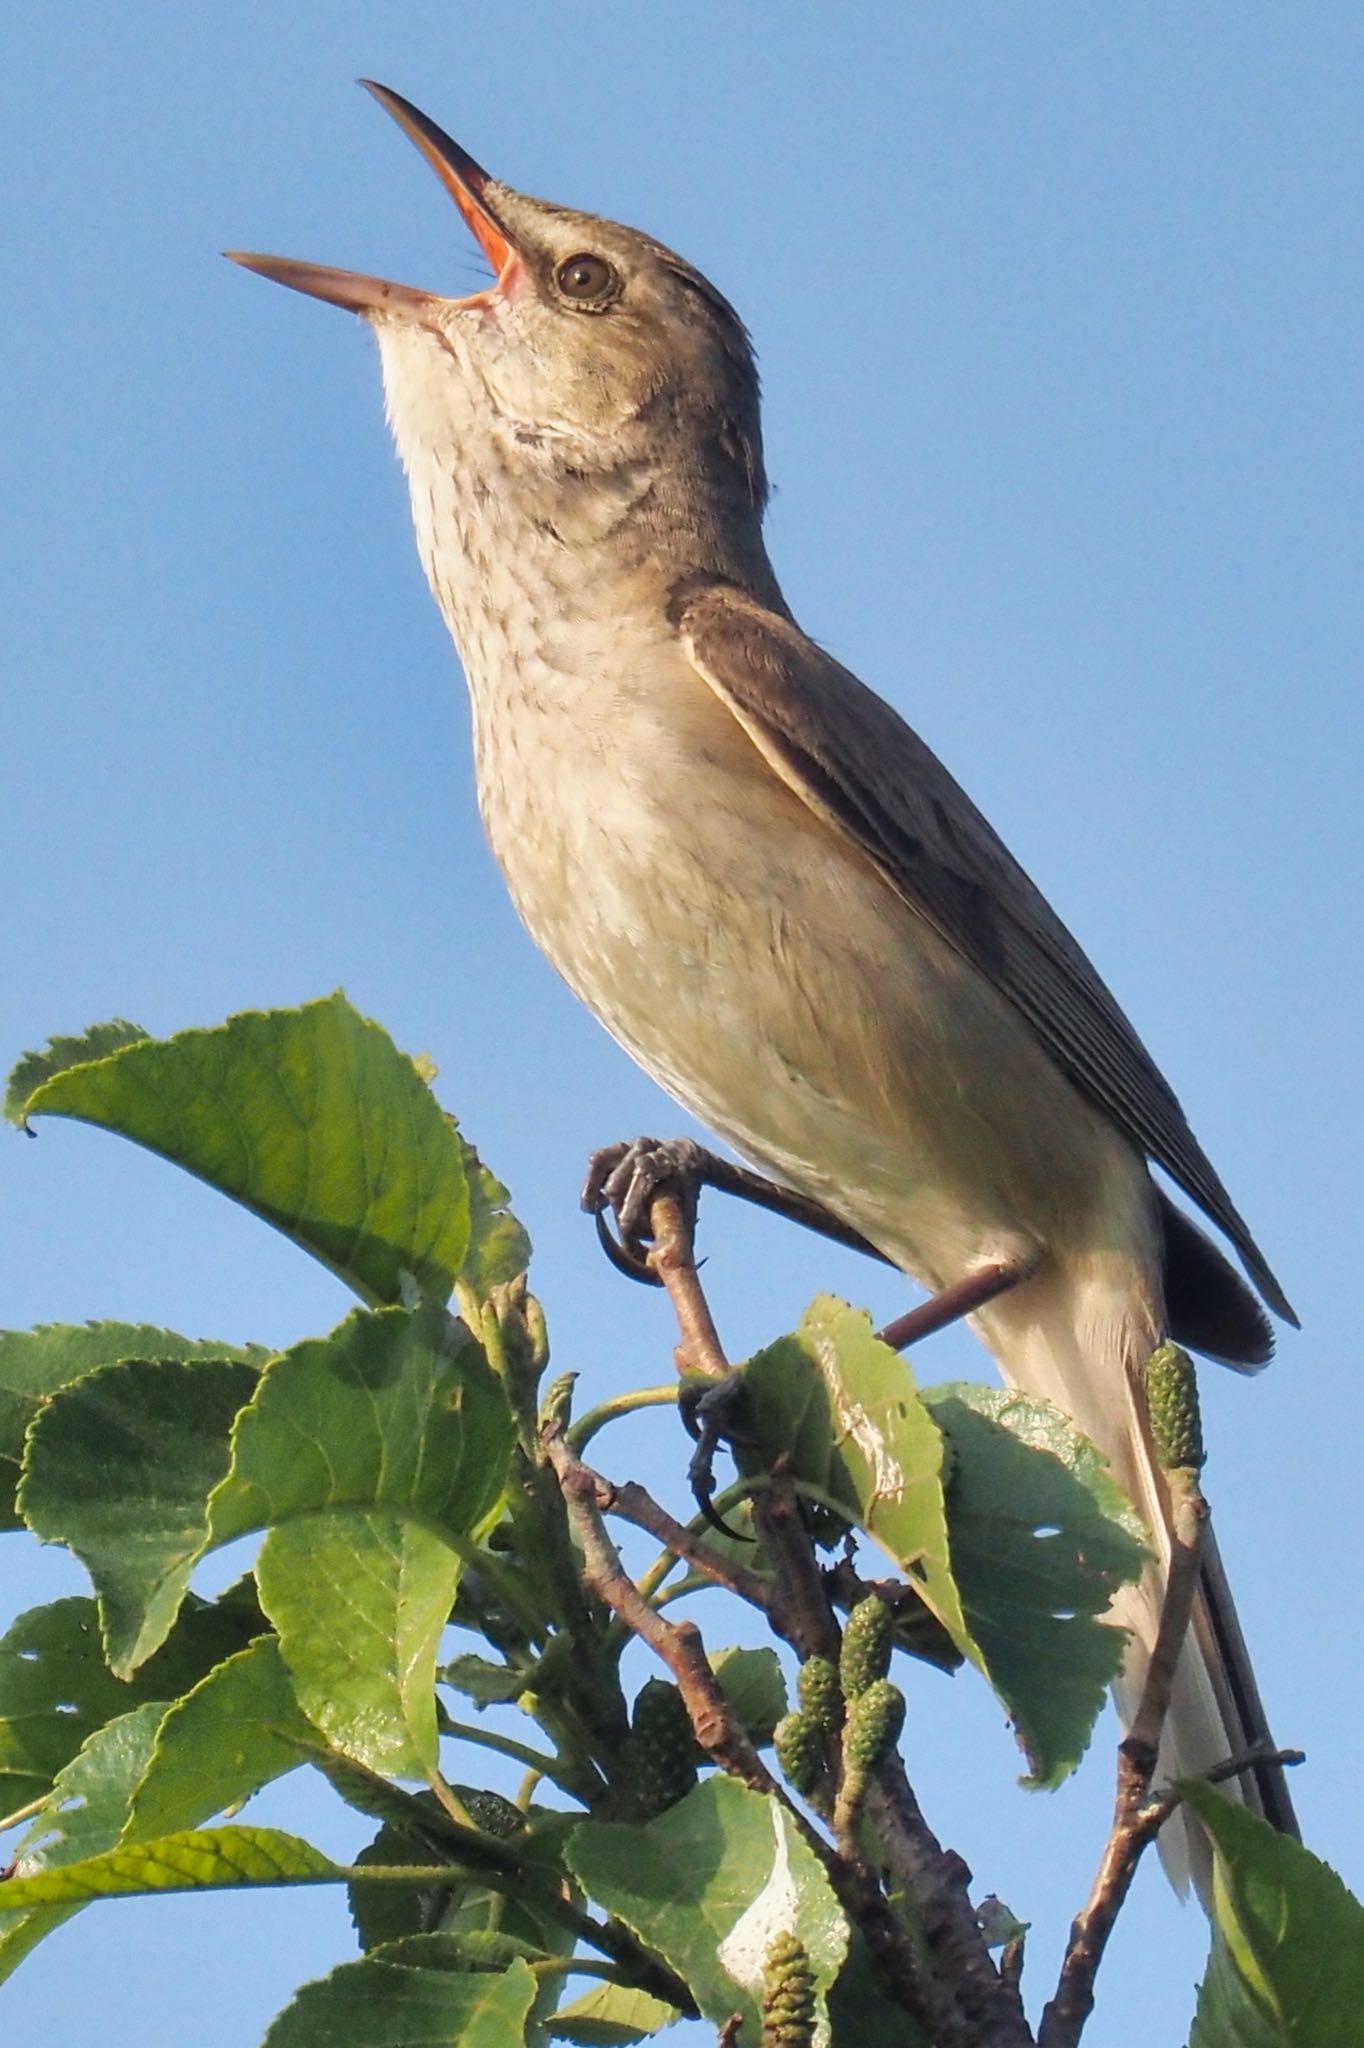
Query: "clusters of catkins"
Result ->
[[773, 1595, 906, 1824]]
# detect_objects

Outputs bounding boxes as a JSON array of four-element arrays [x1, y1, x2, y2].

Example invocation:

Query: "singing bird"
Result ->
[[231, 84, 1298, 1879]]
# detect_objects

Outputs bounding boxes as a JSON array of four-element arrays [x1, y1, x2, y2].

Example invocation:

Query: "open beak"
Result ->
[[226, 81, 517, 316]]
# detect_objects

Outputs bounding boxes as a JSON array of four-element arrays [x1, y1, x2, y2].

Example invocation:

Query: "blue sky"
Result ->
[[3, 6, 1360, 2042]]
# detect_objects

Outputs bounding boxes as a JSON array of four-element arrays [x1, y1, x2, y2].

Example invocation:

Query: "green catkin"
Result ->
[[843, 1679, 906, 1770], [626, 1679, 698, 1816], [773, 1711, 826, 1798], [795, 1654, 841, 1733], [762, 1931, 816, 2048], [1144, 1343, 1205, 1472], [455, 1787, 523, 1838], [839, 1596, 894, 1700]]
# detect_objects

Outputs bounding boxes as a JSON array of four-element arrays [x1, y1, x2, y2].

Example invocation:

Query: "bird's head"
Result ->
[[229, 84, 767, 519]]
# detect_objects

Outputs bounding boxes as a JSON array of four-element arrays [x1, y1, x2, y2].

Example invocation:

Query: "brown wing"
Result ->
[[673, 578, 1295, 1329]]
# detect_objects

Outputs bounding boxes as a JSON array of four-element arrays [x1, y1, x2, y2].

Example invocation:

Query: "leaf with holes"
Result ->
[[7, 996, 470, 1306], [740, 1298, 972, 1657], [923, 1383, 1150, 1786]]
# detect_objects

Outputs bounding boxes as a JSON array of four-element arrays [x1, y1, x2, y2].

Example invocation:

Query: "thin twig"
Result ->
[[1139, 1743, 1305, 1836], [542, 1428, 772, 1790], [606, 1474, 775, 1611], [1039, 1466, 1207, 2048], [864, 1757, 1033, 2046], [754, 1474, 1031, 2048], [650, 1200, 1028, 2045], [644, 1187, 732, 1380], [682, 1148, 892, 1265], [436, 1713, 587, 1798], [543, 1425, 945, 2037]]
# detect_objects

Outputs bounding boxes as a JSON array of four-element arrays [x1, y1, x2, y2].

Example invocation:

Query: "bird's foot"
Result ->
[[679, 1368, 756, 1541], [581, 1136, 711, 1285], [583, 1133, 890, 1284]]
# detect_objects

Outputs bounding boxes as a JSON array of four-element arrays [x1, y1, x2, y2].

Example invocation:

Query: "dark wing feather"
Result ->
[[674, 579, 1295, 1327]]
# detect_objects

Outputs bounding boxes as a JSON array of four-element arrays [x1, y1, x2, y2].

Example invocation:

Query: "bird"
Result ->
[[229, 82, 1298, 1887]]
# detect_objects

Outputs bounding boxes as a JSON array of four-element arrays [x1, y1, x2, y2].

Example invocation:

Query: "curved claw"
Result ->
[[693, 1487, 753, 1545], [592, 1206, 663, 1287], [581, 1135, 710, 1284], [687, 1440, 754, 1543], [683, 1370, 757, 1543]]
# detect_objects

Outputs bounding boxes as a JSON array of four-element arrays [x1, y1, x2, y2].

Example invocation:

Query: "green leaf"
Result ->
[[210, 1304, 513, 1770], [460, 1140, 532, 1295], [351, 1796, 582, 2000], [549, 1982, 681, 2046], [828, 1929, 930, 2048], [19, 1356, 261, 1675], [349, 1800, 465, 1953], [4, 1020, 148, 1125], [128, 1635, 314, 1837], [0, 1590, 262, 1811], [439, 1654, 528, 1707], [0, 1322, 270, 1531], [1186, 1781, 1364, 2046], [711, 1647, 787, 1747], [257, 1512, 461, 1777], [0, 1699, 169, 1984], [209, 1304, 513, 1545], [262, 1947, 537, 2048], [742, 1298, 972, 1656], [923, 1384, 1150, 1786], [0, 1824, 344, 1907], [10, 996, 470, 1306], [568, 1777, 847, 2041]]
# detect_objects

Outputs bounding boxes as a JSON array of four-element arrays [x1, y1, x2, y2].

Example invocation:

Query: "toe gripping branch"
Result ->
[[581, 1137, 1040, 1541], [582, 1137, 889, 1287], [583, 1138, 777, 1538]]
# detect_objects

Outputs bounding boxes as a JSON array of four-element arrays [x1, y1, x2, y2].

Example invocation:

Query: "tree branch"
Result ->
[[1039, 1462, 1207, 2048]]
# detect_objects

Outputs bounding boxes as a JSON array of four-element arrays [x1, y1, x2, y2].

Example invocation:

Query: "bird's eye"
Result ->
[[555, 252, 619, 305]]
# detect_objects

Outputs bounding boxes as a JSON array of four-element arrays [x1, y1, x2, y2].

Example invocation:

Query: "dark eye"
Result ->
[[555, 252, 619, 304]]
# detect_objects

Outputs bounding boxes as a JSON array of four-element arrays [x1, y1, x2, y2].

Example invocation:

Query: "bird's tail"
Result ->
[[977, 1252, 1296, 1901]]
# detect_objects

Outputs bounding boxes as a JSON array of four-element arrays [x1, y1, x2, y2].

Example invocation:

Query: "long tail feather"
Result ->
[[978, 1253, 1295, 1902]]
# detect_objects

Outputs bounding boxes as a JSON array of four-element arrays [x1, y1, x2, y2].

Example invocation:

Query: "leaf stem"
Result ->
[[437, 1714, 584, 1799], [0, 1795, 49, 1835], [567, 1384, 678, 1455]]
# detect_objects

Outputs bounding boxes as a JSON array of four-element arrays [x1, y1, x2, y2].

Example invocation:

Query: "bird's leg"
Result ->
[[877, 1252, 1043, 1353], [582, 1135, 890, 1284]]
